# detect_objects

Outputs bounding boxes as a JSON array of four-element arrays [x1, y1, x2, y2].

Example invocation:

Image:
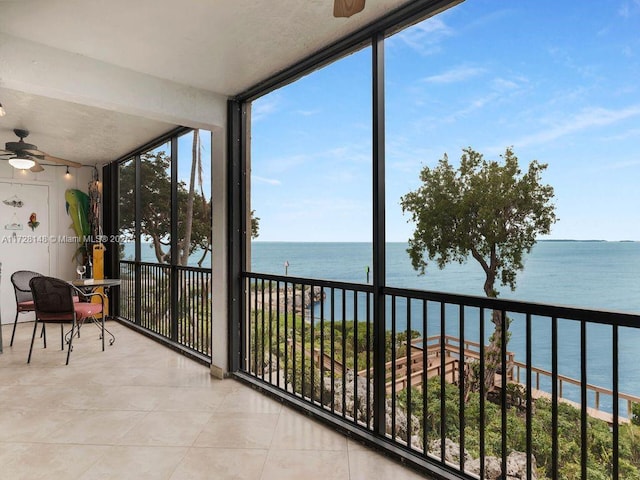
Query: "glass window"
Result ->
[[139, 142, 172, 264], [250, 47, 373, 282], [117, 158, 135, 261], [177, 129, 212, 267], [386, 1, 640, 300]]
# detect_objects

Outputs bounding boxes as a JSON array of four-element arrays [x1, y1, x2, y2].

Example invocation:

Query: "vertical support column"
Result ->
[[228, 99, 247, 373], [210, 126, 229, 377], [170, 136, 179, 342], [102, 162, 120, 316], [372, 31, 387, 436], [134, 154, 142, 326]]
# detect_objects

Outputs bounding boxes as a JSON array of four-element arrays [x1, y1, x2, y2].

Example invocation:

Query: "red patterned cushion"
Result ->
[[73, 302, 103, 321], [17, 300, 35, 312], [38, 312, 74, 321]]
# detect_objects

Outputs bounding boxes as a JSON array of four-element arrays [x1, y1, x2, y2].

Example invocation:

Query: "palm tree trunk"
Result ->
[[180, 129, 200, 266]]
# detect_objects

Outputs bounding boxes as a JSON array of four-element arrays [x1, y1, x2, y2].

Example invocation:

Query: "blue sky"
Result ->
[[251, 0, 640, 242]]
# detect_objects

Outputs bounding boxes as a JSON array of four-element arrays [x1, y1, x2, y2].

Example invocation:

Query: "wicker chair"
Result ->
[[28, 276, 104, 365], [10, 270, 43, 347]]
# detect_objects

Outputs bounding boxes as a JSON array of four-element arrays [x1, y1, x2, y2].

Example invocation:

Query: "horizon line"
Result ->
[[251, 239, 639, 243]]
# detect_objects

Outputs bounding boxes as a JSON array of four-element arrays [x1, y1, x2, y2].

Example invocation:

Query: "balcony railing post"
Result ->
[[372, 29, 387, 438]]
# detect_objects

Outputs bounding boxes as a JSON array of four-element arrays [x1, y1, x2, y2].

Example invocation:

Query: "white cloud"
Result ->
[[513, 104, 640, 148], [252, 175, 281, 186], [592, 158, 640, 172], [492, 76, 526, 91], [390, 17, 454, 56], [618, 0, 640, 18], [602, 127, 640, 141], [251, 95, 281, 122], [440, 92, 500, 123], [423, 65, 485, 84]]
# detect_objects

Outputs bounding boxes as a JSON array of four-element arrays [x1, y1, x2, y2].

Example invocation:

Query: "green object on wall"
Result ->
[[65, 189, 90, 260]]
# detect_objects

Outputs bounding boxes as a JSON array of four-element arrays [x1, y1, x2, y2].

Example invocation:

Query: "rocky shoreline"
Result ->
[[251, 283, 325, 321]]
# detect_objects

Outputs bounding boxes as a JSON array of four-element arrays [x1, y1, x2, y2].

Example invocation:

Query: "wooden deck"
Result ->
[[291, 334, 639, 424]]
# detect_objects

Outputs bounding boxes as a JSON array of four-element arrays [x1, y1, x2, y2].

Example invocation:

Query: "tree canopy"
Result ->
[[400, 146, 557, 298], [401, 146, 557, 394], [119, 143, 260, 266], [119, 150, 211, 266]]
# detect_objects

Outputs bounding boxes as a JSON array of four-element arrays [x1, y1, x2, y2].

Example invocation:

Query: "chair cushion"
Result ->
[[38, 312, 74, 322], [17, 300, 35, 312], [73, 302, 103, 321]]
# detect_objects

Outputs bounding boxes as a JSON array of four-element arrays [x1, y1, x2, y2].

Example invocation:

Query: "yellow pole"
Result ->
[[92, 243, 108, 314]]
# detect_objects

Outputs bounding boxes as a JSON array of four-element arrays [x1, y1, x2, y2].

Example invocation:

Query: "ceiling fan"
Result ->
[[333, 0, 365, 17], [0, 128, 82, 172]]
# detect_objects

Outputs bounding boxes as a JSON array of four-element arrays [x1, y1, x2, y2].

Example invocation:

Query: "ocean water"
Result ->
[[251, 241, 640, 312], [250, 240, 640, 408]]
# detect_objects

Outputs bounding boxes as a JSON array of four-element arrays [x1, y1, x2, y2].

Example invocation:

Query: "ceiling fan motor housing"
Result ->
[[5, 140, 38, 152], [5, 129, 37, 152]]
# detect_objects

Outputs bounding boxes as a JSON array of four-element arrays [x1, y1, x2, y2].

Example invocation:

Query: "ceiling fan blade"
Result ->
[[24, 149, 82, 168], [23, 148, 46, 156], [333, 0, 365, 17], [30, 160, 45, 173]]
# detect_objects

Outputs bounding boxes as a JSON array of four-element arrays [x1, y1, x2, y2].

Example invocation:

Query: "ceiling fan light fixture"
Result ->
[[8, 156, 36, 170], [0, 102, 6, 117]]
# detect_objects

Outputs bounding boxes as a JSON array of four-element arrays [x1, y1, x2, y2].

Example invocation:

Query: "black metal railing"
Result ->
[[240, 272, 640, 480], [118, 260, 212, 358]]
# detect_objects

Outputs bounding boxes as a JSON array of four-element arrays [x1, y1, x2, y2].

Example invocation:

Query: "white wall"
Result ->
[[0, 161, 93, 325], [210, 126, 228, 377]]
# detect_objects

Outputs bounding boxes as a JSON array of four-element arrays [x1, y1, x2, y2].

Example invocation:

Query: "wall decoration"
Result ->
[[65, 188, 90, 262], [3, 194, 24, 208], [28, 212, 40, 231], [4, 212, 23, 230]]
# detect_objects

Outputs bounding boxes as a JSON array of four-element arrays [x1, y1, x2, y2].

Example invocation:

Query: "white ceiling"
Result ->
[[0, 0, 414, 167]]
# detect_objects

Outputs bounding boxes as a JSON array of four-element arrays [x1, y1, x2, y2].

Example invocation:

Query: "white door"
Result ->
[[1, 182, 50, 326]]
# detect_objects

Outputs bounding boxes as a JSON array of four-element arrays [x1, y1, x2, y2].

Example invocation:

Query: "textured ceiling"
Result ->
[[0, 0, 414, 166]]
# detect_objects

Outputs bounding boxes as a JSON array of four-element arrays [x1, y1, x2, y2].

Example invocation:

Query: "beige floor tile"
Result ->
[[0, 384, 77, 410], [194, 412, 280, 449], [348, 449, 430, 480], [0, 408, 78, 442], [170, 447, 268, 480], [0, 322, 436, 480], [347, 437, 370, 451], [270, 409, 347, 451], [261, 449, 350, 480], [79, 445, 188, 480], [152, 385, 230, 412], [216, 387, 283, 413], [45, 410, 148, 445], [121, 410, 213, 446], [0, 442, 107, 480], [90, 385, 167, 411]]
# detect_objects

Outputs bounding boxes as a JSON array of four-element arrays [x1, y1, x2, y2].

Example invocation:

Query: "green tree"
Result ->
[[400, 147, 556, 393], [119, 149, 211, 265], [251, 209, 260, 239]]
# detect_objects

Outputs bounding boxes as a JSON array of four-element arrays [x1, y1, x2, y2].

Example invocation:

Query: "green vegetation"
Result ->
[[249, 301, 640, 479], [400, 147, 557, 394], [119, 141, 211, 266], [399, 378, 640, 479]]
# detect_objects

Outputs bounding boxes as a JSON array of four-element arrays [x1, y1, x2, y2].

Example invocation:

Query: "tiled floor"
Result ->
[[0, 320, 430, 479]]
